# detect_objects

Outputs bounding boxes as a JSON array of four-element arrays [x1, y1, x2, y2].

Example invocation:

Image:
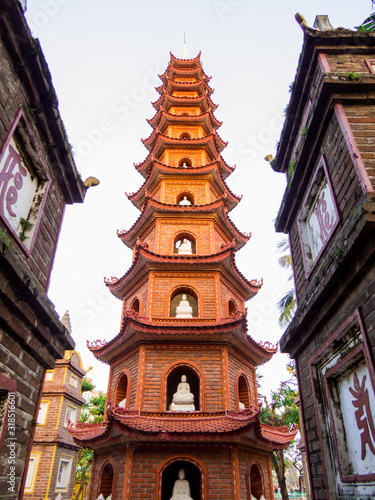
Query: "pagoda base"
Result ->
[[87, 441, 274, 500]]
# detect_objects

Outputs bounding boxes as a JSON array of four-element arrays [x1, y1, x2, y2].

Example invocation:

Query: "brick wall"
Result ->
[[161, 179, 207, 205], [295, 265, 375, 497], [290, 111, 363, 303], [150, 273, 217, 319], [219, 280, 244, 318], [91, 443, 273, 500], [227, 351, 257, 409], [157, 220, 212, 255], [0, 37, 68, 290], [344, 103, 375, 189], [238, 449, 272, 500], [166, 125, 203, 139], [326, 52, 374, 75], [142, 345, 223, 411]]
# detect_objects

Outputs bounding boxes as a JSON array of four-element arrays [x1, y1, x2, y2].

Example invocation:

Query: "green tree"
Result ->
[[75, 392, 106, 498], [80, 392, 106, 424], [277, 239, 296, 328], [81, 377, 95, 393], [74, 448, 93, 500], [260, 364, 299, 500]]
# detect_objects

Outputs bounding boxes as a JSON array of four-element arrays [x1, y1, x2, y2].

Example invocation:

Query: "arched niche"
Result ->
[[165, 364, 201, 412], [170, 287, 198, 318], [178, 157, 192, 168], [248, 462, 264, 500], [176, 192, 194, 206], [156, 455, 208, 500], [161, 460, 200, 500], [130, 297, 140, 314], [179, 132, 191, 140], [228, 298, 238, 316], [173, 232, 196, 255], [237, 373, 250, 410], [98, 460, 116, 499], [114, 370, 130, 409]]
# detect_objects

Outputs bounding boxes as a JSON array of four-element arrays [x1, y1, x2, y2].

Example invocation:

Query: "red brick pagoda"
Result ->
[[70, 51, 296, 500]]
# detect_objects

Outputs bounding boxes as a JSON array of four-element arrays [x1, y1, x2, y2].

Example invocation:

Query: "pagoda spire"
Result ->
[[181, 31, 189, 59]]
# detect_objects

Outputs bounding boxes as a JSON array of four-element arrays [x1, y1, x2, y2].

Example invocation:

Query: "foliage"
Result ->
[[356, 11, 375, 31], [81, 377, 95, 393], [0, 229, 10, 248], [75, 448, 93, 499], [80, 392, 106, 424], [19, 218, 34, 241], [260, 364, 299, 500], [276, 239, 296, 328], [75, 391, 106, 498], [345, 71, 360, 81]]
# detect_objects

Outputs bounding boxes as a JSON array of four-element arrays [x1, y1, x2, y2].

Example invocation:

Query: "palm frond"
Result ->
[[357, 12, 375, 31], [276, 238, 289, 253], [278, 254, 292, 269], [278, 289, 296, 328]]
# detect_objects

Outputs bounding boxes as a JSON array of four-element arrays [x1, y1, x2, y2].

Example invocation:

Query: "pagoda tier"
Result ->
[[135, 154, 234, 179], [116, 197, 250, 251], [141, 130, 227, 156], [86, 311, 275, 366], [152, 91, 218, 113], [104, 240, 261, 304], [147, 109, 222, 134], [156, 77, 214, 96], [126, 161, 241, 211], [73, 52, 295, 500]]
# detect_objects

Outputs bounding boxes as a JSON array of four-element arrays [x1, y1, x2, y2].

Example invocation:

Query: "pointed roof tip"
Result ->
[[61, 310, 72, 333], [169, 50, 201, 63], [181, 43, 189, 60]]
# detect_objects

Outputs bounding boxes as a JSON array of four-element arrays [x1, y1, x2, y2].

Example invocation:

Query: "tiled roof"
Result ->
[[69, 407, 297, 449], [113, 407, 259, 434], [261, 423, 299, 445]]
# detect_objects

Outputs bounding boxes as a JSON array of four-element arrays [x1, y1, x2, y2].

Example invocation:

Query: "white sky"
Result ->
[[24, 0, 371, 395]]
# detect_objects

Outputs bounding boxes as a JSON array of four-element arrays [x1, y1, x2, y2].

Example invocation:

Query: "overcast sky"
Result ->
[[24, 0, 371, 394]]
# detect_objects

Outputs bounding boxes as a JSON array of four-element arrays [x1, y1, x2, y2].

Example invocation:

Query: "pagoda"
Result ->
[[70, 50, 296, 500]]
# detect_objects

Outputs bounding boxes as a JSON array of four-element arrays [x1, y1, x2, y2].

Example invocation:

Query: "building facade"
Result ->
[[272, 15, 375, 499], [70, 51, 296, 500], [24, 344, 86, 500], [0, 1, 90, 498]]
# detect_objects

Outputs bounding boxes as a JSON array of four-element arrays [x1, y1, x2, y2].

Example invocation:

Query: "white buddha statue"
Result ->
[[175, 294, 193, 318], [118, 398, 126, 408], [179, 195, 191, 206], [177, 238, 192, 255], [171, 375, 195, 411], [169, 469, 193, 500]]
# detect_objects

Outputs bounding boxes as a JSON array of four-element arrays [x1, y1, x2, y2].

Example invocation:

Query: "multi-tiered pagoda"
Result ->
[[70, 51, 296, 500]]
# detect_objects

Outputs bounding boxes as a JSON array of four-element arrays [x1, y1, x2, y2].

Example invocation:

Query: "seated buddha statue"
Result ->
[[171, 375, 195, 411], [178, 195, 191, 206], [169, 469, 193, 500], [175, 294, 193, 318], [177, 238, 192, 255]]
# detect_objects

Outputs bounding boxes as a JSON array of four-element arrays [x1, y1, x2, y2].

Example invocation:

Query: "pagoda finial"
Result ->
[[181, 31, 189, 59], [61, 310, 72, 333]]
